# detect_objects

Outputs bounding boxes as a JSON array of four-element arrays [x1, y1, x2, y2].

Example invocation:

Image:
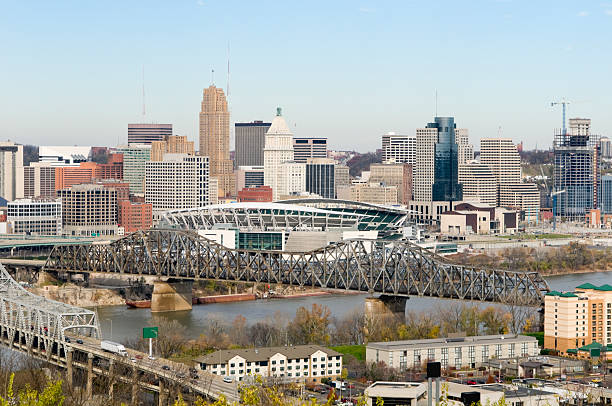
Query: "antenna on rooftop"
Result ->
[[227, 41, 230, 98], [435, 90, 438, 117], [211, 68, 215, 85], [142, 65, 146, 117], [498, 125, 502, 137]]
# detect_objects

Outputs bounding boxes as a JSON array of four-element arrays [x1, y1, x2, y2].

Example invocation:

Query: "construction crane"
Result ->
[[551, 98, 570, 134]]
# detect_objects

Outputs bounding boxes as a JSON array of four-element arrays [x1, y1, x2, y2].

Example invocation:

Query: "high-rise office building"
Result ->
[[151, 135, 195, 161], [458, 163, 497, 206], [381, 133, 416, 165], [554, 118, 600, 221], [455, 128, 474, 165], [145, 154, 211, 217], [430, 117, 462, 202], [264, 108, 294, 201], [23, 163, 56, 198], [499, 183, 540, 223], [199, 85, 235, 197], [414, 127, 438, 201], [479, 139, 521, 186], [305, 158, 335, 199], [600, 137, 612, 159], [235, 121, 271, 167], [293, 138, 328, 163], [0, 142, 24, 201], [58, 184, 118, 236], [128, 124, 172, 145], [117, 144, 151, 195], [277, 161, 306, 199], [334, 165, 350, 198], [600, 175, 612, 214], [369, 163, 412, 205]]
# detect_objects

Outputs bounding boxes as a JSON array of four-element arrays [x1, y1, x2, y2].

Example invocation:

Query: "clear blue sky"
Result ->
[[1, 0, 610, 151]]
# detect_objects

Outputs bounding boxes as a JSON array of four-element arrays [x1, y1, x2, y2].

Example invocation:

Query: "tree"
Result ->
[[287, 304, 332, 345], [0, 374, 64, 406]]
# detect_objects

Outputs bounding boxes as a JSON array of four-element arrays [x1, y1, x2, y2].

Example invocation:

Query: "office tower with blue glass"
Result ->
[[429, 117, 463, 202]]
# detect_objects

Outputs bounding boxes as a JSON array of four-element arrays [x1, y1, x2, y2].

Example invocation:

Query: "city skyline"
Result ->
[[2, 1, 611, 151]]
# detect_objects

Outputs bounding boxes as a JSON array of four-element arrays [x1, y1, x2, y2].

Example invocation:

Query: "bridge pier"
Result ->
[[86, 353, 94, 399], [131, 365, 139, 405], [365, 295, 408, 320], [151, 281, 193, 313], [66, 349, 73, 387], [158, 379, 166, 406], [108, 360, 115, 401]]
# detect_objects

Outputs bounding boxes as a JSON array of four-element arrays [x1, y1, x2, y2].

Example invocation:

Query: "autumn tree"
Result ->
[[287, 304, 332, 345]]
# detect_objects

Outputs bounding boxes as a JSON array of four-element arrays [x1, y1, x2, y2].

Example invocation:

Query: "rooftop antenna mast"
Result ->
[[142, 65, 146, 117], [227, 41, 230, 99], [211, 68, 215, 85], [435, 90, 438, 117]]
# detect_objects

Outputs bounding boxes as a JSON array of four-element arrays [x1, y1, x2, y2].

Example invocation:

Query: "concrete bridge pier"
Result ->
[[158, 379, 166, 406], [86, 353, 94, 398], [131, 366, 139, 405], [365, 295, 408, 320], [151, 280, 193, 313], [66, 349, 73, 387], [108, 360, 115, 401]]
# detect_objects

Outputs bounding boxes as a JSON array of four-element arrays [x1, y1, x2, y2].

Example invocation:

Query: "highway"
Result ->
[[66, 334, 240, 403]]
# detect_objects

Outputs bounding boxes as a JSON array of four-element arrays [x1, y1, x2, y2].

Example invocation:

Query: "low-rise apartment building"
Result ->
[[544, 283, 612, 356], [195, 345, 342, 383], [366, 335, 539, 371]]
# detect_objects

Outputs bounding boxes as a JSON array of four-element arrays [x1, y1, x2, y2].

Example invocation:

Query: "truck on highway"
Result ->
[[100, 340, 128, 357]]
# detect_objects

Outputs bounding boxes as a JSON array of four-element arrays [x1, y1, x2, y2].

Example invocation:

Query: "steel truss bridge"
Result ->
[[44, 229, 549, 306], [0, 262, 236, 404]]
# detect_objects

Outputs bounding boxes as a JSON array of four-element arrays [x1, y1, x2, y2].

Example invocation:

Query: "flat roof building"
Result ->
[[7, 198, 62, 235], [367, 334, 539, 371], [117, 144, 151, 195], [127, 123, 172, 145], [235, 121, 271, 168], [58, 184, 118, 236], [38, 146, 91, 167], [293, 137, 328, 163]]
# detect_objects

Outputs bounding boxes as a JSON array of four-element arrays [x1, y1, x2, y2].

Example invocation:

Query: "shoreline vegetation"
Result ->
[[448, 242, 612, 277]]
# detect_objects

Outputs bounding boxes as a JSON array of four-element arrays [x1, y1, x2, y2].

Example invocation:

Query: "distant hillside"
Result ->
[[346, 151, 382, 177]]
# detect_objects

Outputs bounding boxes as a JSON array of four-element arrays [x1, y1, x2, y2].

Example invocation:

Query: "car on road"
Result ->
[[467, 380, 477, 385], [76, 339, 83, 344], [135, 354, 143, 360], [223, 376, 233, 383], [161, 365, 170, 371], [65, 337, 71, 343]]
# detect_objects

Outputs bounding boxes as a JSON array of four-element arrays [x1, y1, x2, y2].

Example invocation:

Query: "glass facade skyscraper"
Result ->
[[429, 117, 463, 202]]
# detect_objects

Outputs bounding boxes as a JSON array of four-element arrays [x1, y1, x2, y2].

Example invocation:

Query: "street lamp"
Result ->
[[551, 190, 566, 231], [104, 318, 112, 339]]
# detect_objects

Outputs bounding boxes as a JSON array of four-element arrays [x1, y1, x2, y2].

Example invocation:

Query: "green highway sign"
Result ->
[[143, 326, 159, 339]]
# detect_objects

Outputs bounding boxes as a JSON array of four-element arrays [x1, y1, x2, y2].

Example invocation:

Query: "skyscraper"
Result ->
[[151, 135, 195, 161], [430, 117, 462, 202], [0, 142, 24, 201], [235, 121, 271, 167], [479, 139, 521, 186], [264, 108, 294, 201], [199, 85, 235, 197], [128, 124, 172, 145], [458, 163, 497, 206], [455, 128, 474, 165], [554, 118, 600, 220], [414, 127, 438, 201]]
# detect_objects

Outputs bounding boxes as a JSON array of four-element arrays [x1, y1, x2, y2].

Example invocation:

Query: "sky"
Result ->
[[1, 0, 611, 152]]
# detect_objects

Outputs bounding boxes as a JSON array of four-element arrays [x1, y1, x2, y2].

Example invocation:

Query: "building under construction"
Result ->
[[553, 118, 600, 221]]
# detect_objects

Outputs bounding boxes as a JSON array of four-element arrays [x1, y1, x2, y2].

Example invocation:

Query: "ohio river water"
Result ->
[[96, 271, 612, 344]]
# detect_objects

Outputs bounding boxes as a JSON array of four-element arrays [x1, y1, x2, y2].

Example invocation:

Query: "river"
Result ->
[[94, 270, 612, 344]]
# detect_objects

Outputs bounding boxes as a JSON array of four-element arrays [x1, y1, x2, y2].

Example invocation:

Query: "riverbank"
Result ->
[[30, 284, 125, 307]]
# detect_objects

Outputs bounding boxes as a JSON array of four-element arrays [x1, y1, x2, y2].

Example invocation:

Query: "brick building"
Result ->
[[118, 200, 152, 233], [237, 186, 273, 202]]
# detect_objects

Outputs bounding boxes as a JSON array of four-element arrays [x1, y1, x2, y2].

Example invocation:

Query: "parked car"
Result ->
[[65, 337, 71, 343], [76, 339, 83, 344], [223, 376, 233, 384], [161, 365, 170, 371], [467, 380, 477, 385]]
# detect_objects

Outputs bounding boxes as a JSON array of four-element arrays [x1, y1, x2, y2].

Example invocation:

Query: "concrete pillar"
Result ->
[[131, 366, 139, 405], [86, 353, 94, 398], [151, 281, 193, 312], [66, 349, 73, 387], [108, 360, 115, 401], [158, 379, 166, 406], [365, 295, 408, 320]]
